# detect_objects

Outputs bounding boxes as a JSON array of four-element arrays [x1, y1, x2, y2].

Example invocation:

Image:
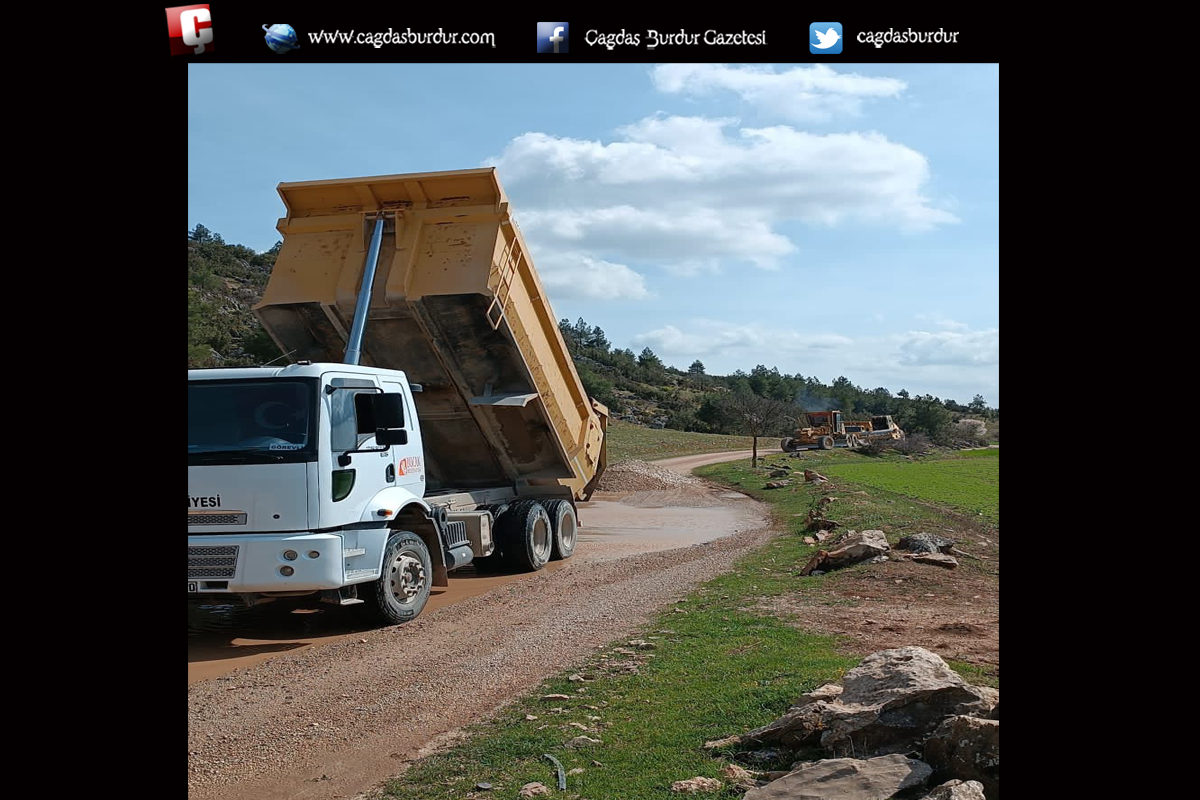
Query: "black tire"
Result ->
[[357, 531, 431, 625], [544, 499, 578, 561], [497, 500, 552, 572], [781, 437, 795, 452], [819, 436, 834, 450]]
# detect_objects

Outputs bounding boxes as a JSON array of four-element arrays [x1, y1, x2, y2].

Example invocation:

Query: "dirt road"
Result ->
[[188, 450, 767, 800]]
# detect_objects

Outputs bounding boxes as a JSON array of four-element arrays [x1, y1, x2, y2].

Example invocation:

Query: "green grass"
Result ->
[[383, 449, 997, 799], [606, 421, 759, 462], [383, 534, 854, 800], [818, 451, 999, 525]]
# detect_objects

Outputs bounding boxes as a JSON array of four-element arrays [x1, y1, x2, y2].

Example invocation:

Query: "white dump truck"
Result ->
[[188, 169, 608, 624]]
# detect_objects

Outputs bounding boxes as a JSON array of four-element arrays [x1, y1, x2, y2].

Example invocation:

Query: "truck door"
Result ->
[[381, 381, 424, 494], [324, 375, 388, 519]]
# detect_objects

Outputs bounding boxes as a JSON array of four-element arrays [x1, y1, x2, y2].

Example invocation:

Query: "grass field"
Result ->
[[606, 421, 759, 462], [382, 449, 997, 800], [819, 449, 999, 525]]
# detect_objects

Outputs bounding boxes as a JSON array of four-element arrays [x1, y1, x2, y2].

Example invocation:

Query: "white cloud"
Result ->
[[490, 114, 956, 278], [896, 328, 999, 366], [534, 252, 650, 301], [916, 313, 970, 331], [630, 319, 998, 403], [634, 320, 852, 358], [651, 63, 907, 123]]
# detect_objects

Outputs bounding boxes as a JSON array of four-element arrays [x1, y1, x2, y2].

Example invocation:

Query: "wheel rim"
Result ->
[[388, 551, 426, 605], [559, 511, 577, 552], [533, 516, 551, 560]]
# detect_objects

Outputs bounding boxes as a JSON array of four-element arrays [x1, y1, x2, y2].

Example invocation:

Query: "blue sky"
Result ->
[[188, 63, 998, 404]]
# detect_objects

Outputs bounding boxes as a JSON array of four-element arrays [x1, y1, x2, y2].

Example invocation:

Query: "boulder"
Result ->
[[770, 469, 790, 478], [519, 782, 551, 797], [898, 533, 956, 554], [765, 480, 792, 489], [803, 470, 828, 482], [798, 531, 889, 575], [670, 776, 722, 793], [788, 683, 843, 711], [743, 755, 931, 800], [739, 699, 830, 749], [819, 647, 995, 758], [924, 716, 999, 799], [921, 780, 987, 800], [913, 553, 959, 569]]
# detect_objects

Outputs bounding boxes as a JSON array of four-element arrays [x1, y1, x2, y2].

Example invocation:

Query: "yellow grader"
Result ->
[[780, 411, 858, 451], [780, 412, 906, 452]]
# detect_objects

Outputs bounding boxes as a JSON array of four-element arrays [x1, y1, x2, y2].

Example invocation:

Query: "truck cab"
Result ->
[[188, 363, 447, 620]]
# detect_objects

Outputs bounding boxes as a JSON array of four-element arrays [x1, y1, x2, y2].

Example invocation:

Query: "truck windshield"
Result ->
[[188, 379, 317, 462]]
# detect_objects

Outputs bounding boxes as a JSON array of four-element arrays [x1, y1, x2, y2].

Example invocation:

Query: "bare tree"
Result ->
[[722, 392, 794, 465]]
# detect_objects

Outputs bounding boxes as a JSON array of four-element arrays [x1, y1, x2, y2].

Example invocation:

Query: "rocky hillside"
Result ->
[[187, 225, 280, 367]]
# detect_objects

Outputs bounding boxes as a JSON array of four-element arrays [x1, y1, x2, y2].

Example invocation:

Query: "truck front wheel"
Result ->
[[544, 499, 578, 560], [358, 531, 431, 625], [499, 500, 552, 572]]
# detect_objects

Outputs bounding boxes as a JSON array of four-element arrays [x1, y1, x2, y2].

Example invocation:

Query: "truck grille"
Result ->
[[189, 512, 247, 526], [188, 545, 239, 578], [444, 520, 469, 549]]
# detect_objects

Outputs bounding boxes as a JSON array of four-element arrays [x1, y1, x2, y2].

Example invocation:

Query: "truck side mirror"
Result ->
[[369, 393, 405, 429], [376, 428, 409, 446]]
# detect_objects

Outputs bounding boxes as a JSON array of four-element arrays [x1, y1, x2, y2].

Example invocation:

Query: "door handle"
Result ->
[[386, 464, 395, 482]]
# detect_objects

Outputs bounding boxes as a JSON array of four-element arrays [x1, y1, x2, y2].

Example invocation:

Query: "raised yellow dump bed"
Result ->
[[255, 168, 607, 500]]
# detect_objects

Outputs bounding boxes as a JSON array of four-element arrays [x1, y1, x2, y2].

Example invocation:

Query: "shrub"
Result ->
[[894, 432, 932, 455], [950, 419, 989, 446]]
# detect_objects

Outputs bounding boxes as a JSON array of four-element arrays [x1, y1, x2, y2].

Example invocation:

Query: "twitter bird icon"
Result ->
[[810, 22, 843, 54]]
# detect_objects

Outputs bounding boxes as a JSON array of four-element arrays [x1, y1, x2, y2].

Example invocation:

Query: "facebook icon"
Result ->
[[537, 22, 569, 53]]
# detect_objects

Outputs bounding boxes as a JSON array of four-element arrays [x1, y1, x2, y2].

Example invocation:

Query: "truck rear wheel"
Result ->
[[781, 437, 795, 452], [357, 531, 431, 625], [819, 436, 834, 450], [544, 499, 578, 560], [498, 500, 552, 572]]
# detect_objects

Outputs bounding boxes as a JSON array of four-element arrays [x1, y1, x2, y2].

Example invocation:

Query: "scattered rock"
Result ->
[[770, 469, 790, 478], [567, 768, 585, 776], [898, 533, 957, 554], [921, 779, 987, 800], [913, 553, 959, 569], [628, 639, 657, 650], [597, 460, 707, 492], [565, 736, 602, 748], [670, 776, 723, 793], [519, 781, 551, 797], [803, 470, 828, 483], [703, 734, 741, 750], [788, 683, 843, 711], [803, 536, 816, 545], [721, 764, 759, 789], [524, 714, 539, 721], [568, 674, 585, 682], [764, 480, 791, 489], [924, 716, 999, 798], [567, 722, 590, 730], [613, 647, 637, 656], [541, 694, 572, 700], [798, 530, 890, 575], [814, 530, 832, 543], [866, 555, 889, 564], [474, 782, 492, 791], [820, 647, 995, 758], [743, 755, 931, 800]]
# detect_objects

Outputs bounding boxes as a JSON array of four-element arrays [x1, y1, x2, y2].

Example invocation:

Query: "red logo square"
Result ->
[[166, 5, 213, 56]]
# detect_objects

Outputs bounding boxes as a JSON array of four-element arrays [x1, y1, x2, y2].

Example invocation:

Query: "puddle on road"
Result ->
[[190, 489, 759, 685]]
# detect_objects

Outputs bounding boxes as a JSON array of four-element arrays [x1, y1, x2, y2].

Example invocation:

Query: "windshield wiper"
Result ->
[[187, 450, 287, 463]]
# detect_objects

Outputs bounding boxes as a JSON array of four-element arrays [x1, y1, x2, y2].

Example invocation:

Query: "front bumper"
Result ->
[[187, 532, 346, 594]]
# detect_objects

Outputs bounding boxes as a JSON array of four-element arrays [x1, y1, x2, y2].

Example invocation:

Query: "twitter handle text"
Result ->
[[857, 28, 959, 49]]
